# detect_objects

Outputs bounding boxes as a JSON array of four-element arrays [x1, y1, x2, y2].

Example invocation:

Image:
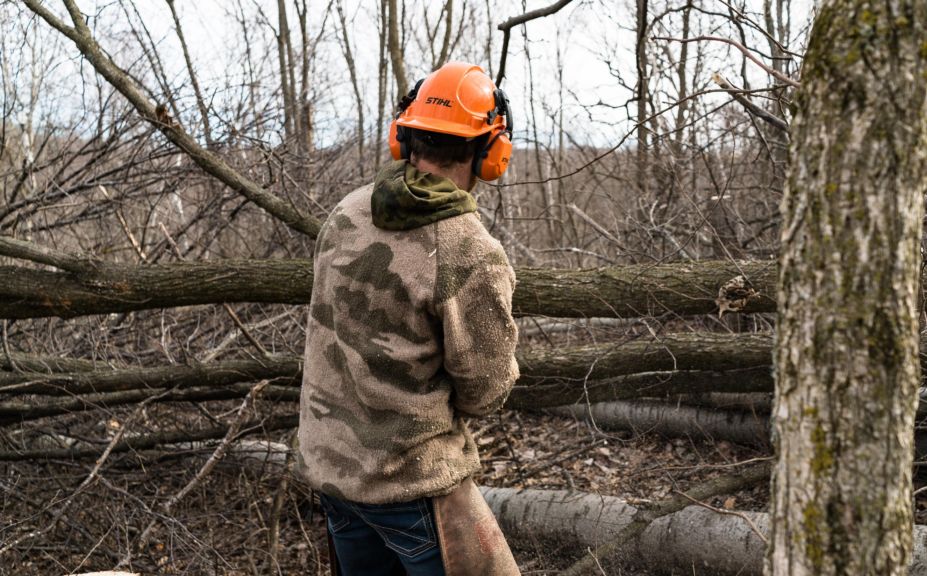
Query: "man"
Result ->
[[296, 61, 521, 575]]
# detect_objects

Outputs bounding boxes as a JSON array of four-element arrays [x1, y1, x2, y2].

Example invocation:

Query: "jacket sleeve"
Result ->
[[435, 231, 519, 417]]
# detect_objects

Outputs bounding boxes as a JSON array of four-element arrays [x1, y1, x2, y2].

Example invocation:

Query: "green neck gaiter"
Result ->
[[371, 160, 477, 231]]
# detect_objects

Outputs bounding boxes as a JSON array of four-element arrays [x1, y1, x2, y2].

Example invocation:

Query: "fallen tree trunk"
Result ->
[[0, 259, 775, 319], [2, 333, 774, 399], [554, 400, 927, 462], [0, 383, 300, 425], [550, 400, 771, 446], [516, 332, 772, 382], [0, 352, 101, 373], [7, 331, 927, 422], [0, 414, 298, 461], [479, 486, 927, 575], [0, 357, 301, 396], [508, 367, 772, 409], [0, 260, 314, 319], [668, 392, 772, 412], [8, 331, 927, 421], [0, 334, 776, 425]]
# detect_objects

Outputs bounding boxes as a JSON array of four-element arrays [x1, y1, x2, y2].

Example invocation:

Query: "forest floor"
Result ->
[[3, 406, 772, 576]]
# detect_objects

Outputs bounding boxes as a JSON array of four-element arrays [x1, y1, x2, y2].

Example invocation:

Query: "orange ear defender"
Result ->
[[473, 88, 513, 181], [388, 62, 513, 181], [389, 79, 424, 161]]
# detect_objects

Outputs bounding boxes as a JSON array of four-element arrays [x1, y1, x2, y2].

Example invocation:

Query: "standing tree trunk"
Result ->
[[634, 0, 649, 198], [375, 0, 389, 170], [335, 0, 365, 176], [275, 0, 295, 143], [387, 0, 408, 97], [769, 2, 927, 575]]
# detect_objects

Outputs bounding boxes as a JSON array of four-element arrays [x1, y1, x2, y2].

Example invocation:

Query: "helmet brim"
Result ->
[[396, 116, 499, 139]]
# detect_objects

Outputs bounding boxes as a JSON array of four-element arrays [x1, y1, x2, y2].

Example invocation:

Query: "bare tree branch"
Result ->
[[21, 0, 323, 238], [712, 73, 789, 133], [495, 0, 576, 86], [0, 234, 99, 273], [654, 34, 801, 88]]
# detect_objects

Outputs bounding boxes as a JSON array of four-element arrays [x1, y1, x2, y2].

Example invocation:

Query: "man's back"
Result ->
[[297, 162, 519, 505]]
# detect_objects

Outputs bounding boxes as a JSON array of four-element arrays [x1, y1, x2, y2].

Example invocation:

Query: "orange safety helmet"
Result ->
[[389, 61, 513, 181]]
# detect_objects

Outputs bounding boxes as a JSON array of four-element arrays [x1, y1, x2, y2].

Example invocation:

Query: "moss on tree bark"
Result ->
[[769, 1, 927, 574]]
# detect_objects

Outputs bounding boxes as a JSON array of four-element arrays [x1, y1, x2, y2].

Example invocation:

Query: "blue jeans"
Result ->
[[319, 493, 446, 576]]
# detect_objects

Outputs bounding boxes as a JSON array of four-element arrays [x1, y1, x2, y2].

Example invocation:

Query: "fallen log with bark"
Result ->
[[11, 330, 927, 428], [0, 333, 776, 427], [1, 331, 774, 396], [479, 484, 927, 575], [550, 400, 771, 446], [552, 399, 927, 464], [0, 258, 775, 319]]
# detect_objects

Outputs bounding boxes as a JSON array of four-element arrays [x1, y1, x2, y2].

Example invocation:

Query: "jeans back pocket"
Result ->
[[359, 499, 437, 559], [319, 493, 351, 533]]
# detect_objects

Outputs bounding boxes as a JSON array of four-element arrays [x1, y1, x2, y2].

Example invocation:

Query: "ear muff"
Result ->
[[390, 79, 424, 160], [473, 128, 512, 181], [472, 88, 514, 181], [389, 122, 409, 160]]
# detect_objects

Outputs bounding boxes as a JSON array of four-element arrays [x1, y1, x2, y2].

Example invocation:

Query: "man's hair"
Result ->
[[408, 128, 487, 168]]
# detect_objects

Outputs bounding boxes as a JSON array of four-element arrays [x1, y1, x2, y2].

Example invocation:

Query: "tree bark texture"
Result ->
[[509, 367, 773, 409], [0, 259, 775, 319], [770, 2, 927, 575]]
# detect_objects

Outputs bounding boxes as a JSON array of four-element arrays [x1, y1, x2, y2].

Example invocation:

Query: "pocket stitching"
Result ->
[[364, 499, 437, 558]]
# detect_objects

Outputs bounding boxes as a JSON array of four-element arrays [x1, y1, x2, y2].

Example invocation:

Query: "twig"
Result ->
[[124, 381, 270, 565], [567, 203, 627, 251], [715, 0, 802, 58], [267, 431, 296, 572], [497, 412, 527, 486], [160, 223, 269, 358], [0, 321, 20, 373], [712, 73, 789, 133], [0, 389, 170, 558], [653, 35, 800, 88], [520, 439, 606, 479], [99, 185, 148, 262], [584, 547, 608, 575]]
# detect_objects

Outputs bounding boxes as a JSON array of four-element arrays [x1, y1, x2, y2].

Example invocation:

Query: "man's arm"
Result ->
[[435, 235, 519, 417]]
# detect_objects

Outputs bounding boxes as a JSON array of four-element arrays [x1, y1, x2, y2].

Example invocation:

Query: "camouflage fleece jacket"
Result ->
[[296, 160, 519, 504]]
